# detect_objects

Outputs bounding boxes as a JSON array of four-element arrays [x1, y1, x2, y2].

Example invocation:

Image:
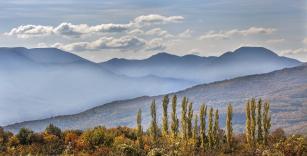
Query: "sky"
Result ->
[[0, 0, 306, 62]]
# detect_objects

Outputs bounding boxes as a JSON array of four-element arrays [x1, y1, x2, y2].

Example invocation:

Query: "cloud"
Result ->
[[128, 29, 144, 35], [199, 31, 228, 40], [145, 28, 173, 38], [146, 38, 166, 51], [4, 14, 183, 38], [4, 25, 53, 38], [303, 38, 307, 45], [53, 36, 146, 52], [133, 14, 184, 26], [199, 27, 276, 40], [265, 38, 285, 44], [178, 29, 193, 38], [281, 48, 307, 61]]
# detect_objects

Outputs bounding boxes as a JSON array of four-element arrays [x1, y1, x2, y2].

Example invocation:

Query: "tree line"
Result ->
[[0, 95, 305, 155], [136, 95, 273, 155]]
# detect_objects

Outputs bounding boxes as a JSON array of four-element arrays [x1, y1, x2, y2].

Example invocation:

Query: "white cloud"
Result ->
[[4, 25, 53, 38], [303, 38, 307, 45], [199, 31, 228, 40], [199, 27, 276, 40], [133, 14, 184, 26], [178, 29, 193, 38], [53, 36, 146, 52], [128, 29, 144, 35], [145, 28, 173, 38], [146, 38, 166, 51], [281, 48, 307, 62], [5, 14, 183, 38]]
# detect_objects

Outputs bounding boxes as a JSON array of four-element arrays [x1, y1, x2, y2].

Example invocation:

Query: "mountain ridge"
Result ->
[[0, 47, 194, 125], [5, 64, 307, 134], [100, 46, 301, 83]]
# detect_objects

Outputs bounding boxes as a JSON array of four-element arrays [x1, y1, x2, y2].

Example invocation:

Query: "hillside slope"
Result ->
[[6, 64, 307, 134]]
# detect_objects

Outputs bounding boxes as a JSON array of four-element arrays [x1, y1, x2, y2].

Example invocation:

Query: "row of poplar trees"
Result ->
[[136, 95, 271, 152]]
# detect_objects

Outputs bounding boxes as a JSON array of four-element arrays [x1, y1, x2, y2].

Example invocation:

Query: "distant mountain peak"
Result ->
[[149, 52, 179, 59], [219, 46, 280, 60], [234, 46, 278, 56], [0, 47, 88, 64]]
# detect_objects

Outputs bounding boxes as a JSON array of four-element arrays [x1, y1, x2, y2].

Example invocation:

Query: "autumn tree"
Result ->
[[213, 109, 219, 148], [257, 98, 263, 142], [170, 95, 179, 139], [181, 97, 188, 139], [150, 100, 158, 143], [45, 123, 62, 137], [250, 98, 257, 146], [199, 104, 207, 151], [136, 109, 143, 149], [187, 102, 194, 138], [208, 107, 214, 149], [16, 128, 34, 145], [245, 100, 252, 147], [226, 104, 233, 149], [193, 115, 199, 146], [263, 101, 271, 145], [162, 95, 169, 137]]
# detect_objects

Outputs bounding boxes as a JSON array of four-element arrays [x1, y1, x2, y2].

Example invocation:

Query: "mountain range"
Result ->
[[100, 47, 301, 83], [4, 63, 307, 134], [0, 46, 303, 131], [0, 47, 193, 125]]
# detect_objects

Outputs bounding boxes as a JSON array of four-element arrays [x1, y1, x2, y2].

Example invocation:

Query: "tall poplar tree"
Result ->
[[162, 95, 169, 137], [250, 98, 257, 146], [170, 95, 179, 138], [150, 100, 158, 143], [208, 107, 214, 149], [136, 109, 144, 149], [226, 104, 233, 149], [245, 100, 252, 146], [193, 114, 199, 146], [199, 104, 207, 150], [213, 109, 219, 148], [263, 101, 271, 145], [257, 98, 263, 142], [181, 97, 188, 139], [187, 102, 194, 138]]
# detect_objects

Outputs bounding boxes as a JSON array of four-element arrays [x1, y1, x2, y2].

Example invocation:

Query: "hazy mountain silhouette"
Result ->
[[0, 47, 194, 125], [5, 64, 307, 134], [100, 47, 301, 82]]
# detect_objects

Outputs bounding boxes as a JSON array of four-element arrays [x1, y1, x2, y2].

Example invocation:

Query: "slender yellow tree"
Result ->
[[245, 100, 252, 146], [162, 95, 169, 137], [193, 114, 199, 146], [257, 98, 263, 142], [170, 95, 179, 139], [263, 100, 271, 145], [150, 100, 158, 143], [250, 98, 257, 146], [187, 102, 194, 138], [208, 107, 214, 149], [136, 109, 144, 149], [181, 97, 188, 139], [199, 104, 207, 151], [213, 109, 220, 148], [226, 104, 233, 149]]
